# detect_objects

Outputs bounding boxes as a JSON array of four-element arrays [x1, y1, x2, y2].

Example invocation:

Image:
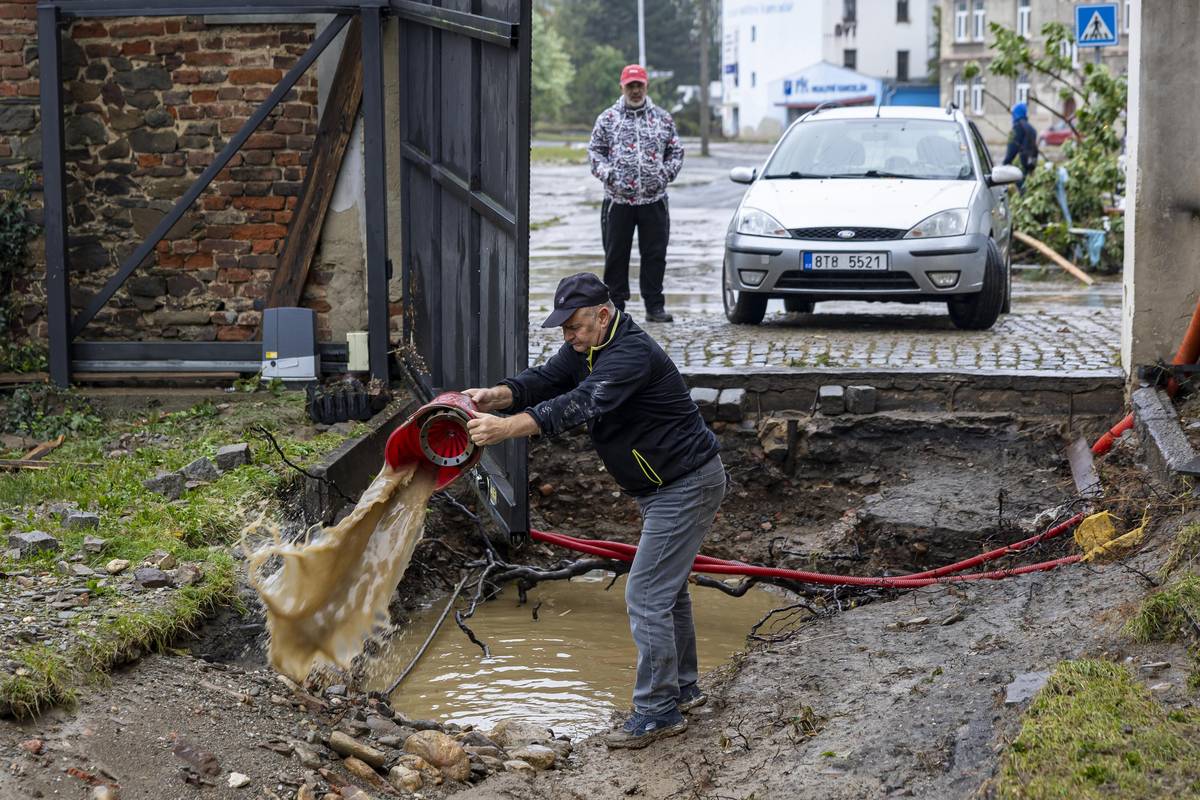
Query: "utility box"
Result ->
[[262, 307, 319, 382]]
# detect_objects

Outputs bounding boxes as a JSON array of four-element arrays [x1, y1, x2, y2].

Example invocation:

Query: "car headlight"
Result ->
[[736, 207, 790, 238], [904, 208, 969, 239]]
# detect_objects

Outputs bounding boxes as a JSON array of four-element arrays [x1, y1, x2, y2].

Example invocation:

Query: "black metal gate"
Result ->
[[396, 0, 531, 536]]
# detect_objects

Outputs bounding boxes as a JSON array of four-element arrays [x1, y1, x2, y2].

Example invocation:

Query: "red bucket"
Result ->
[[384, 391, 482, 490]]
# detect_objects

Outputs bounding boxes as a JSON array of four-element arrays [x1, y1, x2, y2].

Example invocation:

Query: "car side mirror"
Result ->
[[988, 165, 1024, 186], [729, 166, 757, 184]]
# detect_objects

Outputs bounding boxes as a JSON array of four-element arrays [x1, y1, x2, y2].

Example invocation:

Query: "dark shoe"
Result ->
[[603, 710, 688, 749], [677, 683, 707, 713], [645, 309, 674, 323]]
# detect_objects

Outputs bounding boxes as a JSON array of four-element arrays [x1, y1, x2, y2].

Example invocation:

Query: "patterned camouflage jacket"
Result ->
[[588, 97, 684, 206]]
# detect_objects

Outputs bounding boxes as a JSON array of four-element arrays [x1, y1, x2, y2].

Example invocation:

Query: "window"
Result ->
[[897, 50, 909, 82], [1015, 74, 1031, 108], [751, 25, 756, 42], [953, 78, 968, 110], [972, 0, 987, 42], [843, 49, 857, 70], [1017, 0, 1031, 38], [954, 1, 969, 42], [970, 122, 994, 173], [897, 0, 909, 23], [971, 76, 985, 115], [844, 0, 856, 23], [1058, 39, 1080, 68]]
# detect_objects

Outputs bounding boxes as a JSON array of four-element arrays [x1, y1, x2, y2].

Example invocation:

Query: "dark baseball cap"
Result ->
[[541, 272, 610, 328]]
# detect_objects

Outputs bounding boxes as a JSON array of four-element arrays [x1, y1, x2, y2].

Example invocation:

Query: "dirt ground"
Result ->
[[0, 407, 1191, 800]]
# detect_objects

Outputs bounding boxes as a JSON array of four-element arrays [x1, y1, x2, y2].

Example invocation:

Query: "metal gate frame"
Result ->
[[38, 0, 531, 535]]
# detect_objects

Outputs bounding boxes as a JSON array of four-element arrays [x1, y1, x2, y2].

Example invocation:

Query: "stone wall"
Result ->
[[0, 3, 347, 343]]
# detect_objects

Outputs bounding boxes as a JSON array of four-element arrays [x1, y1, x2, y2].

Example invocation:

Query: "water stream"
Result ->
[[365, 571, 784, 739]]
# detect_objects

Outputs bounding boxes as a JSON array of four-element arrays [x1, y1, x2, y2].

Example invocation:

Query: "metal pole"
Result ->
[[637, 0, 646, 66], [38, 6, 70, 387], [699, 0, 710, 157], [361, 5, 391, 382]]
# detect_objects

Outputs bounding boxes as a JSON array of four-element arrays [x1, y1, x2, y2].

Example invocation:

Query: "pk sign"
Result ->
[[1075, 3, 1119, 47]]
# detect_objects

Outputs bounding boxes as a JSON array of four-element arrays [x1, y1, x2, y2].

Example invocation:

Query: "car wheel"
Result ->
[[947, 238, 1005, 331], [723, 259, 768, 324], [783, 297, 815, 314]]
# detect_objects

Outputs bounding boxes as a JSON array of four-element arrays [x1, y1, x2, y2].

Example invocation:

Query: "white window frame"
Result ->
[[1059, 39, 1080, 69], [954, 1, 969, 42], [953, 79, 968, 110], [1015, 75, 1031, 108], [970, 77, 985, 115], [1017, 0, 1031, 38], [972, 0, 986, 42]]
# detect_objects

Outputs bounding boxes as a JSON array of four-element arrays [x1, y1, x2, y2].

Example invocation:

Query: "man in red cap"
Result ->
[[587, 64, 684, 324]]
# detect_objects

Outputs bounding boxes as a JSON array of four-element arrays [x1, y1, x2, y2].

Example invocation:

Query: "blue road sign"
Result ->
[[1076, 3, 1119, 47]]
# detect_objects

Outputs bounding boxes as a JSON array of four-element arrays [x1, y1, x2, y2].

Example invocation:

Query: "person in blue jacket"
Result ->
[[1003, 102, 1039, 191], [464, 271, 726, 749]]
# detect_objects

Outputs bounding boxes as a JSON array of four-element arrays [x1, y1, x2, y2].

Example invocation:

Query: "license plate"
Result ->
[[802, 252, 888, 271]]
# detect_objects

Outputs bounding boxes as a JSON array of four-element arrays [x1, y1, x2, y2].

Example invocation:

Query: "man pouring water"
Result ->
[[463, 271, 726, 749]]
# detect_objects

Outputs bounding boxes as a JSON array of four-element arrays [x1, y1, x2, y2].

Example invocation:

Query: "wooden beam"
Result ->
[[1013, 230, 1095, 286], [263, 16, 364, 311]]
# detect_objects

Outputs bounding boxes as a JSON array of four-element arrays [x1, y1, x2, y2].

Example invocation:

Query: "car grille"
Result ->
[[776, 270, 920, 291], [789, 226, 907, 241]]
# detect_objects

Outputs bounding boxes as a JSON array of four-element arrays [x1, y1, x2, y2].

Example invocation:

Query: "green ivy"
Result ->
[[0, 385, 102, 439], [0, 172, 41, 372]]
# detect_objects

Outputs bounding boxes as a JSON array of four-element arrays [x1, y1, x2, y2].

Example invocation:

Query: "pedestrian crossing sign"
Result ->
[[1075, 3, 1119, 47]]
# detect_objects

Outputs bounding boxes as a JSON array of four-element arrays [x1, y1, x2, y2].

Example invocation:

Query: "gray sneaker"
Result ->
[[603, 710, 688, 749], [677, 683, 707, 713]]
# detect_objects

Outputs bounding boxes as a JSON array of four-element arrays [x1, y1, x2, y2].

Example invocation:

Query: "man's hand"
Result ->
[[462, 385, 513, 413], [467, 412, 539, 447]]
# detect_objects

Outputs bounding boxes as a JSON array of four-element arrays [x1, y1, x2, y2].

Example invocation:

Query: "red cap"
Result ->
[[620, 64, 648, 86]]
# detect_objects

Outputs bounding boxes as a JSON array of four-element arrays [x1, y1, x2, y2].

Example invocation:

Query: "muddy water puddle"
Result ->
[[365, 571, 783, 739]]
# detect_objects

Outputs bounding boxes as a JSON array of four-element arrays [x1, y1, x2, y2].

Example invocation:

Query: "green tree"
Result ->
[[966, 21, 1127, 271], [532, 10, 574, 125], [567, 44, 628, 126]]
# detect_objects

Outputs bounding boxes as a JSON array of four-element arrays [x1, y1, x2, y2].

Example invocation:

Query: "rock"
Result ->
[[817, 385, 845, 416], [716, 388, 746, 421], [133, 567, 171, 589], [19, 738, 43, 754], [464, 745, 504, 760], [328, 731, 388, 769], [504, 759, 535, 774], [387, 765, 423, 792], [147, 550, 177, 570], [1140, 661, 1171, 674], [105, 558, 130, 575], [82, 536, 108, 553], [117, 65, 172, 91], [479, 755, 506, 772], [1149, 682, 1173, 694], [227, 771, 251, 788], [404, 730, 470, 782], [0, 105, 36, 133], [509, 744, 556, 770], [180, 456, 219, 482], [1004, 671, 1051, 704], [92, 786, 119, 800], [143, 471, 184, 500], [70, 564, 96, 578], [324, 684, 347, 698], [365, 714, 404, 738], [215, 443, 251, 471], [343, 755, 387, 787], [690, 387, 720, 422], [174, 563, 203, 586], [291, 742, 322, 769], [458, 730, 503, 750], [397, 754, 442, 785], [8, 531, 60, 557], [63, 512, 100, 530], [128, 128, 178, 154], [487, 720, 554, 749], [845, 385, 878, 414]]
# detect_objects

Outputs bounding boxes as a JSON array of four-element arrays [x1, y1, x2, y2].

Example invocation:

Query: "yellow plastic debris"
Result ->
[[1075, 511, 1149, 563]]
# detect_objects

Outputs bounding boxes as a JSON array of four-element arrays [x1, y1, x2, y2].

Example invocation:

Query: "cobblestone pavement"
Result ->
[[530, 141, 1121, 375]]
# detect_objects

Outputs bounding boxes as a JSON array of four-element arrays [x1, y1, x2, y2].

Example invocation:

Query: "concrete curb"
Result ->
[[1131, 387, 1200, 485]]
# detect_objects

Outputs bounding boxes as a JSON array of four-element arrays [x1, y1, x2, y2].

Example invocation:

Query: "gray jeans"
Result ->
[[626, 454, 728, 717]]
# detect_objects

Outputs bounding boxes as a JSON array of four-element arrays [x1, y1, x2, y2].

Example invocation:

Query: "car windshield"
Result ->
[[762, 118, 975, 181]]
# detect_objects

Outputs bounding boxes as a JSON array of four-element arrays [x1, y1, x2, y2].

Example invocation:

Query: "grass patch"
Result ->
[[0, 393, 356, 717], [530, 215, 564, 232], [1161, 524, 1200, 579], [994, 659, 1200, 799], [1125, 575, 1200, 645], [531, 145, 588, 165]]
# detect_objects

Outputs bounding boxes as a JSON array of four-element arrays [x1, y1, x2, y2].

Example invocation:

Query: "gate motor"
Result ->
[[262, 307, 319, 382]]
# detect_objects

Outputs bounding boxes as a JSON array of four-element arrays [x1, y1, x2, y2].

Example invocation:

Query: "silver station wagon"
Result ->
[[723, 105, 1023, 330]]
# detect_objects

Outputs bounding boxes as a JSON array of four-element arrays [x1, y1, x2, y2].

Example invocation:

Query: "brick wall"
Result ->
[[0, 3, 336, 344]]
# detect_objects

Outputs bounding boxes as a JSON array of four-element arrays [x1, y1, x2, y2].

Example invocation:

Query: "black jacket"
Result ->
[[1003, 118, 1038, 172], [502, 311, 719, 496]]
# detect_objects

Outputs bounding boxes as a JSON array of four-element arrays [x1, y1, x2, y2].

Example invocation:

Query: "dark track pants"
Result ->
[[601, 197, 670, 313]]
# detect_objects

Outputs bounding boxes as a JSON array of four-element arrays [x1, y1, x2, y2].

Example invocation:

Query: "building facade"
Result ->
[[939, 0, 1131, 145], [721, 0, 934, 140]]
